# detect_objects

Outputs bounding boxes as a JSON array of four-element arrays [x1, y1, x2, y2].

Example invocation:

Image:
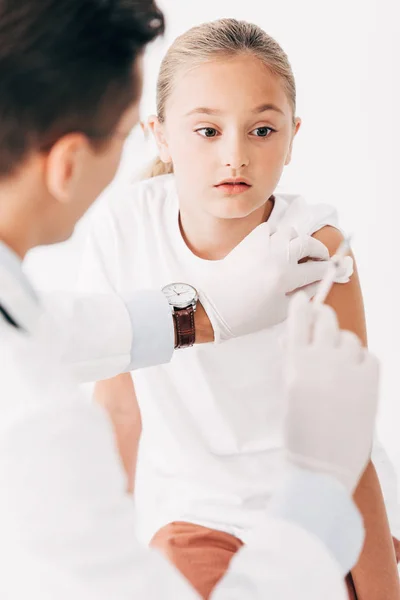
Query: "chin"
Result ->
[[209, 197, 262, 220]]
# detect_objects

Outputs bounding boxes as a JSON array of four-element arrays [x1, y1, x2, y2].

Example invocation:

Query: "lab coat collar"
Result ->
[[0, 244, 43, 335], [0, 243, 38, 301]]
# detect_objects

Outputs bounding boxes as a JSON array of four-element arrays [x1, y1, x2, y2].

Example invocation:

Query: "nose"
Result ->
[[220, 133, 249, 170]]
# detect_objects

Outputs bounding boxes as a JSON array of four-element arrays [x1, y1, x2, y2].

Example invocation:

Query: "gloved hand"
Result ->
[[200, 225, 350, 343], [283, 292, 380, 493]]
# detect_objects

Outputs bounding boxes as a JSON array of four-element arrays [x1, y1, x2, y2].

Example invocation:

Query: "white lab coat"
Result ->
[[41, 290, 136, 382], [0, 264, 349, 599]]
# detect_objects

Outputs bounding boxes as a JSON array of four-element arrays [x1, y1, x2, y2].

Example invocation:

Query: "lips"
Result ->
[[214, 180, 252, 195], [217, 182, 250, 188], [215, 178, 251, 187]]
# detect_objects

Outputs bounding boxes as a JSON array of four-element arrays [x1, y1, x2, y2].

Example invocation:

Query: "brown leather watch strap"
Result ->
[[173, 306, 195, 349]]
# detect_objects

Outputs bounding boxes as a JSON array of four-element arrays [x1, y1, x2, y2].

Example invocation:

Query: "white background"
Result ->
[[25, 1, 400, 465]]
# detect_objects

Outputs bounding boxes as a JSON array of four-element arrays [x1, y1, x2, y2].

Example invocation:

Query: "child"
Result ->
[[78, 19, 399, 600]]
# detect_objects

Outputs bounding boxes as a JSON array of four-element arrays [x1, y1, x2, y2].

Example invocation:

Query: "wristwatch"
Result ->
[[162, 283, 199, 349]]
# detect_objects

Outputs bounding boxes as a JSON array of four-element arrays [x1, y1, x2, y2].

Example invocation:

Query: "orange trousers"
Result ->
[[151, 521, 357, 599]]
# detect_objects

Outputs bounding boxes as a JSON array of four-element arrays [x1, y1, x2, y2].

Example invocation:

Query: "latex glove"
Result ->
[[200, 225, 348, 343], [283, 292, 380, 493]]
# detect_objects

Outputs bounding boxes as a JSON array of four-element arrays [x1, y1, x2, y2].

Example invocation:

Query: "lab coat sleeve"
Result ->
[[41, 201, 174, 382], [267, 466, 364, 574], [43, 289, 174, 382]]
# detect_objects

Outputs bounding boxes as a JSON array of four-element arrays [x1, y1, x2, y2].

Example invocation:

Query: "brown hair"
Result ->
[[143, 18, 296, 179], [0, 0, 164, 177]]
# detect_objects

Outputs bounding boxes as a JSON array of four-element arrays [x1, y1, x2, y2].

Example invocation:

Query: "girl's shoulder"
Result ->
[[130, 173, 176, 204], [270, 192, 339, 236], [101, 173, 177, 224]]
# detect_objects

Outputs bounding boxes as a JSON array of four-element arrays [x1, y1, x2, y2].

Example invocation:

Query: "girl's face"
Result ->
[[151, 54, 300, 221]]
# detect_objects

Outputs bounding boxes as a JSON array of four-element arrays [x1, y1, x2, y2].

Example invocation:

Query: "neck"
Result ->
[[0, 179, 44, 260], [179, 199, 274, 260]]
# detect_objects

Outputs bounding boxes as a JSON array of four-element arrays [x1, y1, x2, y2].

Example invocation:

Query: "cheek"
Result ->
[[172, 152, 210, 185], [170, 133, 211, 164], [256, 137, 291, 168]]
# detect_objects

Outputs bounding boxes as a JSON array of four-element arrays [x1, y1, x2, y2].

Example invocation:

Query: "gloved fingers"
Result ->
[[295, 281, 319, 300], [338, 330, 364, 363], [286, 260, 331, 293], [332, 255, 354, 283], [286, 291, 313, 348], [312, 303, 340, 347], [286, 280, 321, 300], [271, 225, 298, 244], [269, 226, 298, 263], [288, 235, 330, 263], [360, 348, 380, 379]]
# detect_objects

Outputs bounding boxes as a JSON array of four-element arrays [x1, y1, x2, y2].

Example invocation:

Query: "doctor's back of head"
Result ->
[[0, 0, 164, 252]]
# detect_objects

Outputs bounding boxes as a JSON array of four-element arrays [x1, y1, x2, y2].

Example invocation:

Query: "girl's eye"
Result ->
[[196, 127, 219, 138], [251, 126, 274, 137]]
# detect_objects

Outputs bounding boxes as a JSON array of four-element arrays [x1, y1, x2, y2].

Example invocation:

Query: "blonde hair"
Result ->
[[143, 18, 296, 179]]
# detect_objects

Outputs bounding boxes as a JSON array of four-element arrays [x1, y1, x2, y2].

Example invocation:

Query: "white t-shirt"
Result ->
[[77, 174, 397, 544]]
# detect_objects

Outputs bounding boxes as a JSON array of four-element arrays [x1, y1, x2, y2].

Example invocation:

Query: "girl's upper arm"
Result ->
[[312, 226, 367, 346], [312, 231, 400, 596]]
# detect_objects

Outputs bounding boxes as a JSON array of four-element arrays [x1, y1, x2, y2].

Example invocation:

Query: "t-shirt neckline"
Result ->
[[166, 179, 279, 267]]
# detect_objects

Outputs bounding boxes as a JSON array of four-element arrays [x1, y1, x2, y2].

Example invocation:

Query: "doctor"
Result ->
[[0, 0, 378, 598]]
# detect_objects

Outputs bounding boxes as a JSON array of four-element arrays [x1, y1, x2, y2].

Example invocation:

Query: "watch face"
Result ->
[[162, 283, 198, 309]]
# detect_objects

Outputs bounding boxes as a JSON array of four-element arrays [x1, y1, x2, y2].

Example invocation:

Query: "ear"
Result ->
[[44, 133, 90, 203], [147, 114, 172, 164], [285, 117, 302, 166]]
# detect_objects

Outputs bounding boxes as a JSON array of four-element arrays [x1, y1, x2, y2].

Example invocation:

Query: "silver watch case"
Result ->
[[161, 282, 199, 312]]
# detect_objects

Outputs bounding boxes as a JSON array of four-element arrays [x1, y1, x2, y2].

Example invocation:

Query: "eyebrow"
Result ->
[[185, 103, 285, 117], [253, 103, 285, 115]]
